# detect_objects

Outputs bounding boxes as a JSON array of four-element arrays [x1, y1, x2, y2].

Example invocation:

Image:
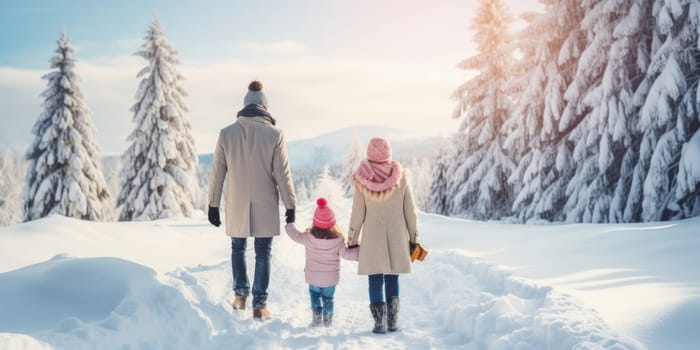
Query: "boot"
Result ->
[[387, 296, 400, 332], [310, 308, 323, 328], [369, 302, 387, 334], [253, 307, 271, 321], [323, 313, 333, 327], [230, 295, 247, 311]]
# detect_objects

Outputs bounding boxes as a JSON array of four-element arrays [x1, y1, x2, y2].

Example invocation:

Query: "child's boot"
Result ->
[[323, 312, 333, 327], [310, 307, 323, 328], [369, 302, 387, 334], [387, 296, 400, 332]]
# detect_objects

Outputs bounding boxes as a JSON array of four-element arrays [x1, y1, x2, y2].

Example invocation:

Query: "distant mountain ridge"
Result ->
[[199, 125, 440, 170]]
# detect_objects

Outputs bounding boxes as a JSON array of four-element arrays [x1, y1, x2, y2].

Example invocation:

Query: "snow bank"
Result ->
[[0, 255, 209, 350], [1, 203, 696, 348], [415, 252, 642, 349], [0, 334, 52, 350]]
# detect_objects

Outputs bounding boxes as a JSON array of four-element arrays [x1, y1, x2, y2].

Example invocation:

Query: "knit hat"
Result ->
[[366, 137, 392, 163], [243, 80, 268, 106], [313, 198, 336, 229]]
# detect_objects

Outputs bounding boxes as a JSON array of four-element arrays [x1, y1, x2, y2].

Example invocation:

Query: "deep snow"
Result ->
[[0, 198, 697, 349]]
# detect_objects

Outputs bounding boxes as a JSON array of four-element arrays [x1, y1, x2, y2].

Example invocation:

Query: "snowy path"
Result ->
[[160, 238, 642, 349], [0, 203, 673, 349]]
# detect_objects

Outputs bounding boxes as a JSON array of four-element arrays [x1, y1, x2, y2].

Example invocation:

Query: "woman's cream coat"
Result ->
[[347, 172, 419, 275]]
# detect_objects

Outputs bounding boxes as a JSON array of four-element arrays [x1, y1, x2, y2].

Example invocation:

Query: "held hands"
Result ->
[[285, 208, 295, 223], [347, 235, 359, 248], [208, 206, 221, 227]]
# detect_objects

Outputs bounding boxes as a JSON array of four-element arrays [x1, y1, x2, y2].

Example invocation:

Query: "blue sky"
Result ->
[[0, 0, 491, 67], [0, 0, 540, 154]]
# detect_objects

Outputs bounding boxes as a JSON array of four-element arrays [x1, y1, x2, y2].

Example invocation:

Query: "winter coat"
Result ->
[[285, 223, 359, 287], [208, 115, 296, 237], [347, 170, 419, 275]]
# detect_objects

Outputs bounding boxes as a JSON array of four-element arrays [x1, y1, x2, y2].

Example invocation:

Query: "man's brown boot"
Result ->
[[253, 307, 271, 321], [230, 296, 247, 311]]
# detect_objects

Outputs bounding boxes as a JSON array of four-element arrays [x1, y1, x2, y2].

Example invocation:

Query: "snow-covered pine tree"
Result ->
[[562, 0, 655, 223], [341, 137, 363, 197], [0, 146, 26, 226], [100, 156, 122, 220], [449, 0, 516, 220], [312, 165, 346, 206], [407, 157, 432, 212], [626, 0, 700, 221], [117, 18, 198, 221], [673, 130, 700, 218], [296, 180, 311, 204], [622, 0, 669, 222], [506, 0, 585, 222], [599, 0, 655, 223], [430, 140, 454, 215], [23, 32, 110, 222]]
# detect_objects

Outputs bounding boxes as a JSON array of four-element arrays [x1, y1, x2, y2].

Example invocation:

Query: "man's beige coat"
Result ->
[[208, 116, 296, 237]]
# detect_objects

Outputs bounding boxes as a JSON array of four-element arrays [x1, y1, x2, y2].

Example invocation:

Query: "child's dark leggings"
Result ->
[[368, 274, 399, 304]]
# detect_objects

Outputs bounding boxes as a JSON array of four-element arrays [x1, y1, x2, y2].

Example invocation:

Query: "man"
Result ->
[[208, 81, 296, 321]]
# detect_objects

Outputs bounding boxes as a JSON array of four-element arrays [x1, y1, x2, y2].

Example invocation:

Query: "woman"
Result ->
[[347, 137, 419, 334]]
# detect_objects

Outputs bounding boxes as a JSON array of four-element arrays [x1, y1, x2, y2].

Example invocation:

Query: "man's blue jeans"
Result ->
[[368, 274, 399, 304], [309, 285, 336, 316], [231, 237, 272, 309]]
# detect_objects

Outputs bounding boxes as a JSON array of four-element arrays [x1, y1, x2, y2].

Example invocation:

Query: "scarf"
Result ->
[[237, 104, 277, 125], [354, 160, 402, 194]]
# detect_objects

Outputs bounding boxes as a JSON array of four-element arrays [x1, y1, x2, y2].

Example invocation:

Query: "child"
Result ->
[[285, 198, 359, 328]]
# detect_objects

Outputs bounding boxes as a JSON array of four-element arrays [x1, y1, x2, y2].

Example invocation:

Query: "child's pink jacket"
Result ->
[[285, 223, 359, 287]]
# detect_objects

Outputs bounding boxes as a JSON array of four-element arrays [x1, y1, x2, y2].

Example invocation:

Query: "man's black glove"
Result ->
[[208, 206, 221, 227], [409, 242, 417, 254], [285, 208, 295, 223]]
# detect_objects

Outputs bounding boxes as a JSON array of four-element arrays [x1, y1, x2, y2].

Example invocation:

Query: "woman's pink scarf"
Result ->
[[354, 160, 402, 193]]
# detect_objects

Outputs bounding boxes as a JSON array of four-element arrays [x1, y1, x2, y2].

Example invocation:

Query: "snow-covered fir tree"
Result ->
[[430, 140, 454, 215], [194, 162, 211, 211], [673, 130, 700, 218], [100, 156, 122, 220], [562, 0, 655, 223], [341, 137, 363, 197], [295, 180, 311, 204], [117, 18, 198, 221], [448, 0, 516, 219], [603, 0, 655, 223], [630, 0, 700, 222], [23, 32, 110, 222], [312, 165, 346, 207], [507, 0, 585, 222], [0, 146, 26, 226], [407, 157, 433, 212]]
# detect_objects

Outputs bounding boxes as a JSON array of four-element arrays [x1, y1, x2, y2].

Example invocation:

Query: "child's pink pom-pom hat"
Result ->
[[313, 198, 336, 229]]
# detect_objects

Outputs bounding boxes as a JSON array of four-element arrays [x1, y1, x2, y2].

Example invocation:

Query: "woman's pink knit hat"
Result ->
[[313, 198, 336, 229], [366, 137, 392, 163]]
